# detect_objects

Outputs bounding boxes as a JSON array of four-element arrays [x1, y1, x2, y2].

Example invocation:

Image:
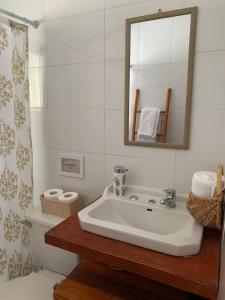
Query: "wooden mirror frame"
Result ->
[[124, 7, 198, 150]]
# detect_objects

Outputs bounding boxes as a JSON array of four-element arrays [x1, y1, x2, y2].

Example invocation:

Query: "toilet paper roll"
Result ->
[[191, 171, 225, 198], [44, 189, 64, 200], [58, 192, 79, 202]]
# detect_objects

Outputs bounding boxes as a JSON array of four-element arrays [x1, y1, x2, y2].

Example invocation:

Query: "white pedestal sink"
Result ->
[[78, 185, 203, 256]]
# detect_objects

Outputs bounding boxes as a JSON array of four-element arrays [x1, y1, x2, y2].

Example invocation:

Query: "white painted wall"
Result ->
[[1, 0, 225, 297]]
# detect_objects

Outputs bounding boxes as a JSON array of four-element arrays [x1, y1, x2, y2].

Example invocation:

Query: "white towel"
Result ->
[[137, 107, 160, 139]]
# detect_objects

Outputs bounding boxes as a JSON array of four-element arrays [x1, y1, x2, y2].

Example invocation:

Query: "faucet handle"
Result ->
[[163, 188, 176, 197]]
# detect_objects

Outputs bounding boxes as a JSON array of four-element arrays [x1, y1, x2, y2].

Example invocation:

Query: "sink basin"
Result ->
[[78, 185, 203, 256]]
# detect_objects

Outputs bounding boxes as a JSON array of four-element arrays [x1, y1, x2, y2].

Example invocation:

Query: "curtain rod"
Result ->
[[0, 8, 39, 28]]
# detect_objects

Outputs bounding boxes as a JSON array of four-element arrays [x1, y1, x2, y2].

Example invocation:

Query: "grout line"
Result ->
[[30, 107, 48, 110], [105, 0, 160, 10], [47, 146, 225, 166], [105, 58, 125, 63], [45, 8, 105, 23], [45, 107, 225, 113], [104, 153, 175, 163], [196, 49, 225, 54], [48, 107, 105, 112], [37, 60, 105, 69], [32, 145, 51, 150], [29, 46, 225, 70], [43, 107, 225, 113], [49, 147, 176, 163]]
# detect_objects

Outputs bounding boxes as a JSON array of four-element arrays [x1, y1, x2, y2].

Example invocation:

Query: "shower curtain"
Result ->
[[0, 17, 33, 282]]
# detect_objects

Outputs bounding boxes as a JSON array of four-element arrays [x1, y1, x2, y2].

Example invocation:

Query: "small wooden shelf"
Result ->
[[46, 214, 221, 300], [54, 260, 191, 300]]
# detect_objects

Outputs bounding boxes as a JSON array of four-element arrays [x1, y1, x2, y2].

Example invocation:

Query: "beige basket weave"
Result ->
[[186, 164, 224, 230], [40, 194, 81, 218]]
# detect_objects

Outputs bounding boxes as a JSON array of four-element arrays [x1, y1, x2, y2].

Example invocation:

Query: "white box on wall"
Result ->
[[59, 152, 84, 178]]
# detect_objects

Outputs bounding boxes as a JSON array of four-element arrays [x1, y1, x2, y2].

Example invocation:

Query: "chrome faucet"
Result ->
[[160, 189, 176, 208]]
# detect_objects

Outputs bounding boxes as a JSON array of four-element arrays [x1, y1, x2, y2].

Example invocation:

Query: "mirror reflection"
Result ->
[[127, 13, 193, 147]]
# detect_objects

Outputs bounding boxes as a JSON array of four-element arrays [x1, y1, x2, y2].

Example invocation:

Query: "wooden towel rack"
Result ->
[[131, 88, 172, 143]]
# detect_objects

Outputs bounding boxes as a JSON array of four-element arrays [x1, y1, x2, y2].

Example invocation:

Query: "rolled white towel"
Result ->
[[191, 171, 224, 198], [58, 192, 79, 202], [44, 189, 64, 200]]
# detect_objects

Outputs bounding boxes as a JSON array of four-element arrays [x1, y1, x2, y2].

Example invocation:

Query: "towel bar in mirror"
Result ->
[[124, 7, 197, 149]]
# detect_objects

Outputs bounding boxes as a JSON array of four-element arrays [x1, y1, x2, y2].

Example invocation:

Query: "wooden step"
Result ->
[[54, 260, 190, 300]]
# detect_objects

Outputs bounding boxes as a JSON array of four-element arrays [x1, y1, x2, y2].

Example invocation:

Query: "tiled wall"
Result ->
[[1, 0, 225, 207], [40, 0, 225, 206]]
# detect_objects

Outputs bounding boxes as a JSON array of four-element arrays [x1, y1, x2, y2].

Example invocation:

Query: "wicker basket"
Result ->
[[186, 164, 224, 230], [40, 193, 81, 218]]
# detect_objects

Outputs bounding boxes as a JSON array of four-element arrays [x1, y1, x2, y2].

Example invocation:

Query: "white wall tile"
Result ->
[[50, 149, 105, 194], [47, 62, 104, 109], [105, 60, 125, 110], [49, 109, 104, 154], [185, 0, 225, 10], [105, 0, 145, 9], [29, 68, 41, 108], [105, 110, 176, 161], [175, 162, 217, 194], [185, 0, 225, 52], [44, 0, 104, 20], [32, 146, 51, 206], [33, 181, 49, 207], [105, 0, 185, 60], [29, 24, 46, 68], [30, 109, 49, 147], [33, 146, 50, 183], [29, 67, 47, 109], [45, 11, 104, 66], [176, 110, 225, 165], [105, 155, 175, 189], [80, 192, 101, 207], [192, 52, 225, 111], [167, 109, 185, 145]]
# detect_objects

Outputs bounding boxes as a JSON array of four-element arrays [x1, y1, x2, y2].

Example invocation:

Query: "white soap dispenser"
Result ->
[[113, 165, 128, 197]]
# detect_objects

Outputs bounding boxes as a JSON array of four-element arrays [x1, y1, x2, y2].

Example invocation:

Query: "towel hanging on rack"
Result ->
[[137, 107, 160, 139]]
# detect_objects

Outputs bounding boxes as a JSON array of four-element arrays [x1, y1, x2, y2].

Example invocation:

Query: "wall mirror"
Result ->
[[124, 7, 197, 149]]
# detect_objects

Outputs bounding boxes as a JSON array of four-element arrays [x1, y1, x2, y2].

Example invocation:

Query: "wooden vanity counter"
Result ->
[[45, 214, 221, 300]]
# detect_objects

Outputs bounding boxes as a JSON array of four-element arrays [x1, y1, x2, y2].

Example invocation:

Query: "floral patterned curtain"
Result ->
[[0, 17, 33, 282]]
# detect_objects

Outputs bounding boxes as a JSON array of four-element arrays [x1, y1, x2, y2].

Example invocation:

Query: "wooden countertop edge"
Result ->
[[45, 231, 218, 299]]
